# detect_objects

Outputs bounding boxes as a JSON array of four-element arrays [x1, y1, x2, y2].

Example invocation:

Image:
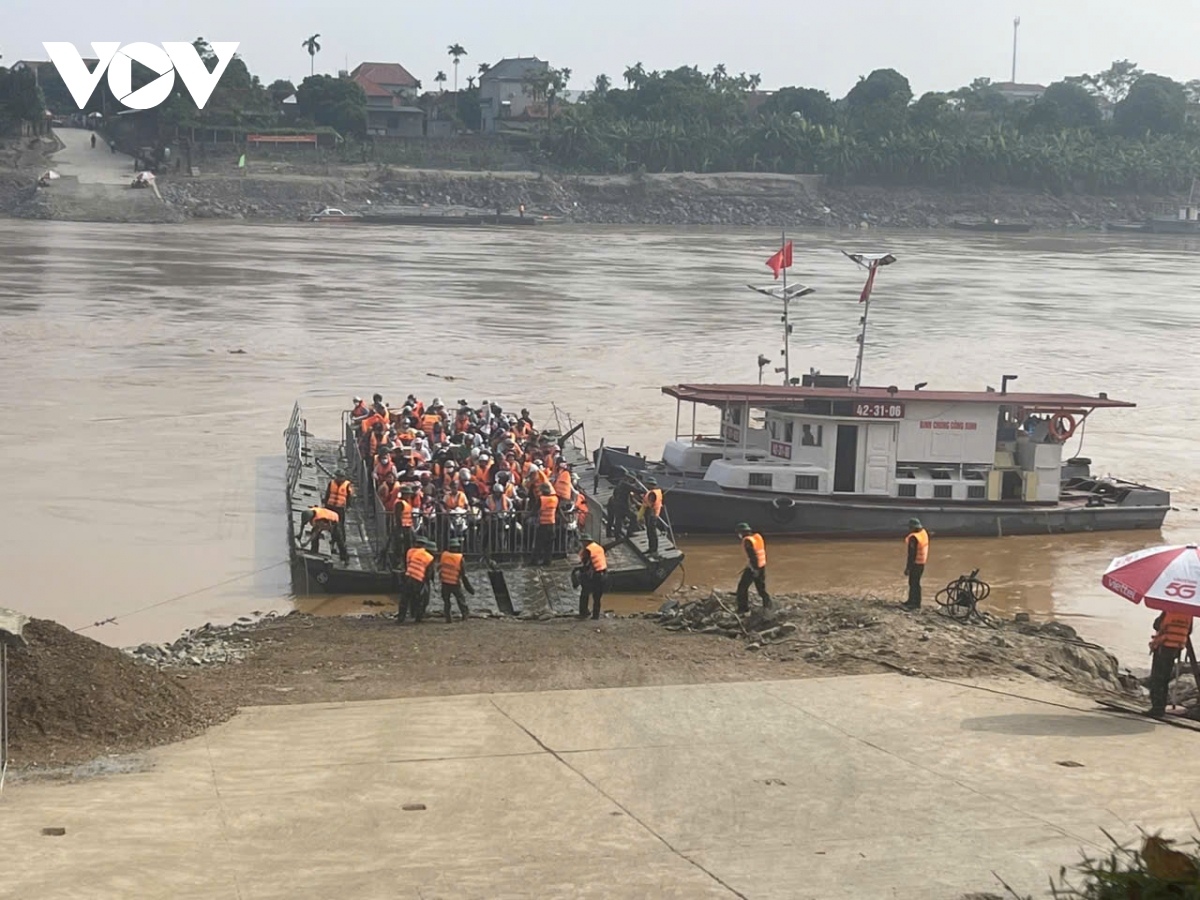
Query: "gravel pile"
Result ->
[[7, 619, 232, 769], [123, 615, 279, 668]]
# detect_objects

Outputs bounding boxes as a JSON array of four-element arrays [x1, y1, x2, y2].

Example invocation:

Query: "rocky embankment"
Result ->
[[150, 168, 1170, 229]]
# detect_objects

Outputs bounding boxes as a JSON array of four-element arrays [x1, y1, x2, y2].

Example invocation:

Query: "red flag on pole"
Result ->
[[859, 264, 878, 303], [765, 241, 794, 280]]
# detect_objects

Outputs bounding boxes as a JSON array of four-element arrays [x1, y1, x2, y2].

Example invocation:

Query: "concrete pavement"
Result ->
[[50, 126, 135, 185], [3, 674, 1197, 899]]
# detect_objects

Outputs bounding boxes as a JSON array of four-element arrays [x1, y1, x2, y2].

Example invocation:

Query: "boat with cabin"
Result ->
[[595, 240, 1169, 538], [597, 376, 1169, 537]]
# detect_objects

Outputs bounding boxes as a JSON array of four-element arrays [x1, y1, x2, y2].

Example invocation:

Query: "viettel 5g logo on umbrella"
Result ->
[[42, 42, 240, 110]]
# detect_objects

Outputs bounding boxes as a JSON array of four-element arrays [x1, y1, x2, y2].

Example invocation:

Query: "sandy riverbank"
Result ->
[[12, 589, 1194, 775]]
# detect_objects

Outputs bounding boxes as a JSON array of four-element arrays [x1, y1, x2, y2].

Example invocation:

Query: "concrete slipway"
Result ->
[[3, 675, 1198, 899]]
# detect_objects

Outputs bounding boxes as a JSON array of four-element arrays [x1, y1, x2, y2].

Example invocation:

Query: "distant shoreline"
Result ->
[[0, 164, 1180, 230]]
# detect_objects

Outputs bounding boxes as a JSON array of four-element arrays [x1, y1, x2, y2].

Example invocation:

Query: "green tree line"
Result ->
[[539, 60, 1200, 193]]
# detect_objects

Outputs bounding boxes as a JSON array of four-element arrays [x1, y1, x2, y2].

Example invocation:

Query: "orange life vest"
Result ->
[[413, 400, 425, 418], [1152, 612, 1194, 650], [420, 413, 441, 435], [440, 551, 465, 585], [405, 547, 433, 581], [361, 413, 385, 434], [326, 479, 351, 508], [744, 533, 766, 568], [454, 414, 471, 434], [309, 506, 340, 528], [576, 492, 589, 526], [379, 482, 401, 512], [351, 402, 368, 418], [539, 493, 559, 525], [554, 469, 573, 500], [580, 542, 607, 572], [642, 489, 663, 517], [373, 461, 394, 483], [486, 495, 512, 513], [907, 529, 929, 565], [397, 498, 414, 528]]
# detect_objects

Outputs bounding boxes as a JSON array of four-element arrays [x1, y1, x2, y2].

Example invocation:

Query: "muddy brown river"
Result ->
[[0, 220, 1196, 663]]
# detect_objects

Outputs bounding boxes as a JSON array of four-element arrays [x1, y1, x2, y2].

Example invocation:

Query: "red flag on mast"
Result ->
[[765, 241, 794, 280], [859, 264, 878, 303]]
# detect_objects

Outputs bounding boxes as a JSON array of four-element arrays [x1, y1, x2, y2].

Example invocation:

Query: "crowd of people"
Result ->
[[347, 393, 594, 563], [301, 393, 666, 623]]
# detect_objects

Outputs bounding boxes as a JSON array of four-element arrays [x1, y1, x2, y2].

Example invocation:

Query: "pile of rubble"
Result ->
[[123, 614, 279, 668], [654, 590, 1138, 695]]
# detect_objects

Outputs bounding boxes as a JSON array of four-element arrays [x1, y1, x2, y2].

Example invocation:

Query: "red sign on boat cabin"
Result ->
[[770, 441, 793, 459]]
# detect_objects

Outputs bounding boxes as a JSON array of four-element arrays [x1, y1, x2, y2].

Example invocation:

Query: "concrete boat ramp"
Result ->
[[5, 674, 1198, 899]]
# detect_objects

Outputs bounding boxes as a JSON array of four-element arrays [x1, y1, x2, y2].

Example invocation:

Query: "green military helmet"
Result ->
[[447, 539, 463, 550], [908, 518, 923, 530], [734, 522, 752, 535]]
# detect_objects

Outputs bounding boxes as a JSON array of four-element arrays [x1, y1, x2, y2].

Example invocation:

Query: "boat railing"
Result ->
[[364, 487, 586, 563], [284, 402, 305, 499]]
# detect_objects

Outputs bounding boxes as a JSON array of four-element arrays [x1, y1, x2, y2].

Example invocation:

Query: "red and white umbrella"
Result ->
[[1102, 545, 1200, 616]]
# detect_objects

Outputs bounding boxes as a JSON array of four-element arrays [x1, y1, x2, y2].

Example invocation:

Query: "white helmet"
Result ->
[[459, 468, 471, 481]]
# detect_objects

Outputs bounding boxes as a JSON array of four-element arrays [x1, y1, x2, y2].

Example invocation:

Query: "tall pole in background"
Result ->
[[1011, 16, 1021, 83], [780, 230, 790, 386]]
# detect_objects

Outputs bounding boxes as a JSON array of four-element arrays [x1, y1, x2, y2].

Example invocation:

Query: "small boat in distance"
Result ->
[[951, 219, 1033, 233], [307, 205, 552, 227], [308, 207, 362, 223]]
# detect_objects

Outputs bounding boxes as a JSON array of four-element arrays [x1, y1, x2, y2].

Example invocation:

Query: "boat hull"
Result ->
[[595, 449, 1168, 538]]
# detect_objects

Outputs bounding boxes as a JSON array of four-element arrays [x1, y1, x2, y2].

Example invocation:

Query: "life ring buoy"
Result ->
[[769, 496, 798, 524], [1048, 412, 1078, 443]]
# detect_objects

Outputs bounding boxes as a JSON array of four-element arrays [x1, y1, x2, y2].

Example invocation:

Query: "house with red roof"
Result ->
[[349, 62, 425, 137]]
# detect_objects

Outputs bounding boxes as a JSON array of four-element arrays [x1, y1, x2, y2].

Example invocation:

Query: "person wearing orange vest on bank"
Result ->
[[438, 539, 475, 623], [1148, 611, 1194, 718], [578, 537, 608, 620], [640, 478, 664, 557], [301, 506, 348, 564], [534, 483, 559, 566], [323, 470, 354, 552], [902, 518, 930, 610], [398, 539, 436, 623], [734, 523, 770, 614]]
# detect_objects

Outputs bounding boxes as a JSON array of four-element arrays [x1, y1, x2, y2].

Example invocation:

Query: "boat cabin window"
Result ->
[[784, 421, 795, 444], [748, 472, 774, 488], [800, 423, 822, 447], [794, 474, 819, 491], [728, 407, 743, 426]]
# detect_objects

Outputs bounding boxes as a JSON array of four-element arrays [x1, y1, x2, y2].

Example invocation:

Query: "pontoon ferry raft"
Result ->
[[285, 404, 683, 612]]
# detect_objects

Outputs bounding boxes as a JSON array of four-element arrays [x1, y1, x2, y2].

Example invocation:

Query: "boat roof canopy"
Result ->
[[662, 383, 1136, 412]]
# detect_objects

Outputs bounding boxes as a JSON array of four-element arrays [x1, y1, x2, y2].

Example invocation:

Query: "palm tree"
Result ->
[[749, 73, 762, 92], [478, 62, 491, 76], [435, 70, 448, 93], [467, 75, 476, 90], [623, 62, 646, 89], [447, 44, 467, 92], [302, 34, 321, 78], [710, 63, 728, 86]]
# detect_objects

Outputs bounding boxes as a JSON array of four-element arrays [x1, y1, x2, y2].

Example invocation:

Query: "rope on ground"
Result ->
[[73, 560, 291, 633]]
